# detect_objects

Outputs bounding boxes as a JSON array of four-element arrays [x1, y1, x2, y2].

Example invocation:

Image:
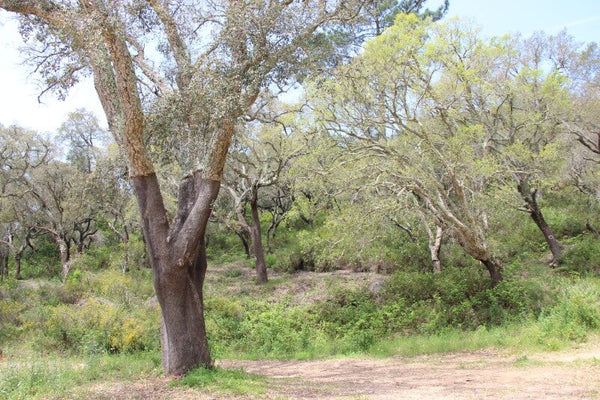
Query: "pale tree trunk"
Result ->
[[250, 197, 268, 284], [58, 239, 72, 281], [417, 210, 443, 273], [454, 229, 503, 287], [429, 226, 443, 273], [518, 181, 561, 266]]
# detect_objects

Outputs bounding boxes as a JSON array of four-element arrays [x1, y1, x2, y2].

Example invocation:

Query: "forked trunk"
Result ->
[[134, 172, 219, 375], [250, 198, 268, 284]]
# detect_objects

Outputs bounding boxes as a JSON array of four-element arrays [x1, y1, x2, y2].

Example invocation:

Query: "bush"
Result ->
[[561, 234, 600, 275], [267, 245, 306, 273], [378, 267, 553, 333], [38, 298, 159, 355], [538, 283, 600, 346]]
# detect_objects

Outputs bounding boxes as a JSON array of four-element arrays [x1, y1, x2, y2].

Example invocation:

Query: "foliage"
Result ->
[[561, 235, 600, 275]]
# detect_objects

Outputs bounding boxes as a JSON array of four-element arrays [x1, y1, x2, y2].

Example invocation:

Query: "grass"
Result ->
[[172, 366, 267, 396], [0, 352, 161, 400], [2, 242, 600, 399]]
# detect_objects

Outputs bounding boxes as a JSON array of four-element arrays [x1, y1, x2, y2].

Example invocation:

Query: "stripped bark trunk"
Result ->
[[134, 172, 221, 375], [518, 181, 561, 266]]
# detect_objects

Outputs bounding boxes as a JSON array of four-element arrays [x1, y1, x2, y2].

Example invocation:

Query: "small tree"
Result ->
[[223, 121, 303, 283]]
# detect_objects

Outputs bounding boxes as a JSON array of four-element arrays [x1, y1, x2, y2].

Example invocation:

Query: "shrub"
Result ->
[[561, 234, 600, 275], [38, 298, 159, 355], [538, 283, 600, 346]]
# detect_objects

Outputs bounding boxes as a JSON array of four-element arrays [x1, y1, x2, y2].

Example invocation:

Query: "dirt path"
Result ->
[[86, 342, 600, 399]]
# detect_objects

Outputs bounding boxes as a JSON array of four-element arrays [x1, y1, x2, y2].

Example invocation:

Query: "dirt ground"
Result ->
[[85, 341, 600, 399]]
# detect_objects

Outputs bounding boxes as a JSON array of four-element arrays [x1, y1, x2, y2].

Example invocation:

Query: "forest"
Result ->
[[1, 0, 600, 398]]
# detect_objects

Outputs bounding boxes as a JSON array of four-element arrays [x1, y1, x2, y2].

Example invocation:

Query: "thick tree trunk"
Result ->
[[133, 172, 219, 375], [518, 182, 561, 266], [250, 198, 268, 284], [155, 245, 211, 375], [140, 229, 151, 269]]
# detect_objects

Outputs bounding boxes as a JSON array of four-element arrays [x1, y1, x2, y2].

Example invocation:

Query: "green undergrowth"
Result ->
[[172, 367, 267, 396], [2, 236, 600, 399], [0, 352, 161, 400]]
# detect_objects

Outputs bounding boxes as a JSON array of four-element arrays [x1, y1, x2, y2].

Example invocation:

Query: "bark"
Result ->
[[58, 239, 71, 281], [0, 247, 8, 279], [14, 254, 22, 280], [453, 227, 503, 286], [518, 182, 561, 267], [235, 230, 251, 257], [122, 240, 130, 272], [134, 172, 220, 375], [481, 257, 503, 288], [430, 226, 443, 273], [250, 197, 268, 284]]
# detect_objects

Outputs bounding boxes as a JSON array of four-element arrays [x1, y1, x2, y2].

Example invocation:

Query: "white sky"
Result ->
[[1, 1, 600, 134]]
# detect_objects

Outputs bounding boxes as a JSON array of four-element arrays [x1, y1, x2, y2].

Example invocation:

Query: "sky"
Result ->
[[1, 1, 600, 134]]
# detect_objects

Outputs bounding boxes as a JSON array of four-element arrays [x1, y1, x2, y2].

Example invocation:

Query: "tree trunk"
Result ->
[[480, 257, 503, 288], [140, 229, 151, 269], [518, 182, 561, 266], [133, 172, 218, 375], [14, 254, 22, 280], [59, 240, 71, 281], [122, 240, 130, 272], [235, 230, 251, 258], [250, 197, 268, 284], [430, 226, 443, 273], [155, 245, 212, 376], [0, 248, 8, 279]]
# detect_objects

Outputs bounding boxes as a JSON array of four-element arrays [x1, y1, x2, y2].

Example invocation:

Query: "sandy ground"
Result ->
[[83, 341, 600, 399]]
